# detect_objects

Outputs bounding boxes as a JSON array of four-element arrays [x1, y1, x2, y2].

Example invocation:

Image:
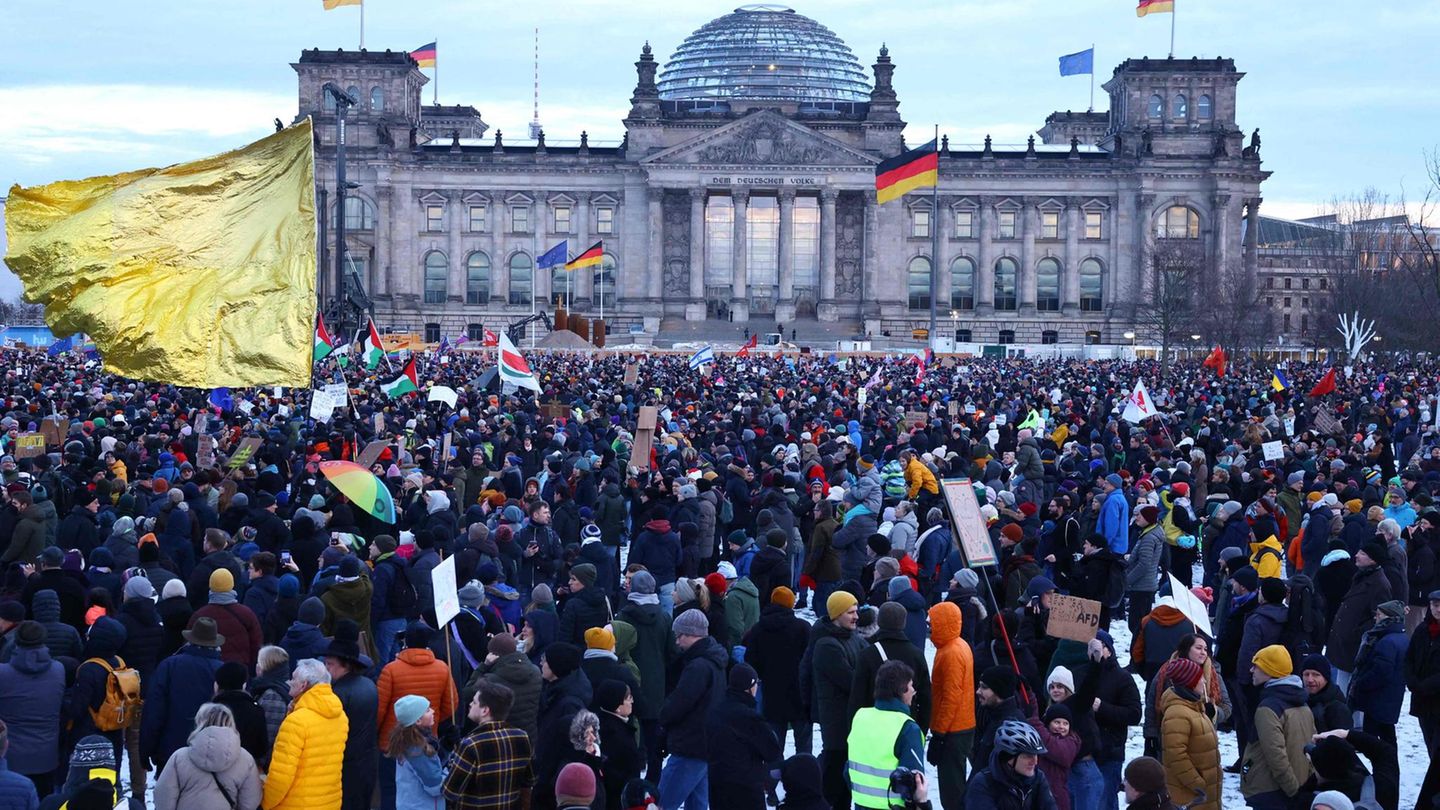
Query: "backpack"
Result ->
[[85, 656, 143, 731], [1283, 574, 1326, 662], [718, 491, 734, 527], [386, 558, 420, 619]]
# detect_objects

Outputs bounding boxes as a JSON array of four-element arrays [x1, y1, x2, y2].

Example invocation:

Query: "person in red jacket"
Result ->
[[187, 568, 262, 669], [376, 622, 458, 810]]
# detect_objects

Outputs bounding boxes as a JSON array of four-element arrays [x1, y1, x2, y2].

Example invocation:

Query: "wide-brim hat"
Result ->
[[322, 619, 374, 669], [182, 616, 226, 648]]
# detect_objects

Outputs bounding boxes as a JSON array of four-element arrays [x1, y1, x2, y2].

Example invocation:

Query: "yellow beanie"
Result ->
[[584, 626, 615, 651], [1252, 644, 1292, 679], [1345, 499, 1363, 514], [826, 591, 858, 621], [209, 568, 235, 594]]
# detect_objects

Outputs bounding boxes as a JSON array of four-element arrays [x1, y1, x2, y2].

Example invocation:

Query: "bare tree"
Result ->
[[1135, 238, 1203, 372], [1193, 255, 1276, 354]]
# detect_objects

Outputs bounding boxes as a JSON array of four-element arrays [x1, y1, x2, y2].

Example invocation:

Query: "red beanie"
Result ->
[[703, 572, 728, 597], [1164, 657, 1204, 690], [1000, 524, 1024, 543], [555, 762, 596, 805]]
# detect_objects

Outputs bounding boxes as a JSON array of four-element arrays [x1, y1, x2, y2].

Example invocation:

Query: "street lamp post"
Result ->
[[323, 82, 358, 337]]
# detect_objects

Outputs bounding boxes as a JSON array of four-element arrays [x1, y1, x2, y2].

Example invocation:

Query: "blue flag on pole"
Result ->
[[1059, 48, 1094, 76], [209, 388, 233, 412], [537, 240, 568, 270], [47, 335, 75, 356]]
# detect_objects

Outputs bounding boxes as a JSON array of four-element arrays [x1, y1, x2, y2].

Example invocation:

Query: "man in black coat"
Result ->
[[187, 529, 244, 610], [21, 547, 89, 633], [56, 492, 100, 557], [805, 591, 869, 810], [706, 663, 782, 810], [533, 642, 593, 807], [743, 587, 813, 755], [323, 621, 379, 810], [557, 563, 611, 646], [212, 661, 271, 768], [971, 665, 1027, 770], [748, 527, 790, 608], [244, 491, 291, 555], [1086, 630, 1142, 805], [657, 609, 726, 810], [847, 602, 932, 735], [1326, 540, 1395, 690]]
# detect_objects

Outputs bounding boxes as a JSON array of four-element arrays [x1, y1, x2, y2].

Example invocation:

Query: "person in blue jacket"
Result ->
[[1095, 474, 1131, 555], [1348, 599, 1409, 749]]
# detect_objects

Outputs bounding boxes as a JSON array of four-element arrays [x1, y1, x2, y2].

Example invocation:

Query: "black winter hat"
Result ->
[[979, 666, 1019, 700], [544, 641, 582, 679]]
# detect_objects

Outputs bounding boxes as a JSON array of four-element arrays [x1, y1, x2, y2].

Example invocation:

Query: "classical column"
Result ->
[[776, 188, 796, 322], [1134, 192, 1156, 314], [1063, 197, 1081, 313], [446, 191, 464, 304], [374, 185, 393, 298], [533, 195, 549, 306], [976, 196, 995, 314], [647, 189, 664, 303], [1019, 198, 1037, 314], [935, 198, 952, 311], [1243, 197, 1262, 284], [862, 194, 879, 318], [818, 188, 838, 321], [487, 196, 506, 305], [731, 188, 750, 321], [686, 189, 706, 321], [575, 192, 592, 303]]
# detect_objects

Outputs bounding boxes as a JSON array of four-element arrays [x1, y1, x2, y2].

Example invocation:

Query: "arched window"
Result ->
[[423, 252, 447, 304], [323, 88, 336, 113], [994, 258, 1018, 311], [1156, 206, 1201, 239], [1197, 94, 1213, 120], [508, 253, 533, 306], [1172, 93, 1188, 119], [593, 254, 617, 310], [1079, 258, 1105, 311], [346, 86, 361, 109], [1041, 330, 1059, 345], [370, 86, 384, 112], [950, 257, 975, 310], [1085, 330, 1102, 345], [336, 197, 374, 230], [466, 253, 490, 305], [1036, 258, 1061, 311], [907, 257, 932, 310], [1148, 94, 1163, 119]]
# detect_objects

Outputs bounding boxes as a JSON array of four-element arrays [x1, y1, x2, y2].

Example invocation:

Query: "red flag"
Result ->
[[1202, 345, 1227, 377], [482, 328, 499, 347], [1309, 368, 1337, 398], [736, 333, 757, 358]]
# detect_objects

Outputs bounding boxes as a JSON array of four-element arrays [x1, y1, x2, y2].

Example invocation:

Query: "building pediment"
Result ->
[[641, 110, 876, 168]]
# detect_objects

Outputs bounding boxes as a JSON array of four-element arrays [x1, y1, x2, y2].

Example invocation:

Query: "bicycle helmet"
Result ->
[[993, 719, 1048, 756]]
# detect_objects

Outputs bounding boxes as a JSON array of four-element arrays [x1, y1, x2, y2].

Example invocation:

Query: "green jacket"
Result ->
[[1240, 676, 1315, 798], [725, 578, 760, 646]]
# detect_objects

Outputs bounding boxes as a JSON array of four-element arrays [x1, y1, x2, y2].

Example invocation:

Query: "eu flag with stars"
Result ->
[[1059, 48, 1094, 76], [537, 240, 568, 270]]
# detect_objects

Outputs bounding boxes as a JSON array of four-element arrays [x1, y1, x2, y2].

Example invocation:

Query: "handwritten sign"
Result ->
[[13, 433, 45, 459], [1312, 406, 1343, 437], [373, 412, 385, 434], [941, 478, 998, 568], [623, 363, 639, 386], [355, 441, 388, 471], [196, 434, 216, 469], [226, 437, 262, 470], [1046, 594, 1103, 643], [39, 418, 68, 448], [432, 554, 460, 628], [907, 411, 928, 427], [1261, 440, 1284, 462]]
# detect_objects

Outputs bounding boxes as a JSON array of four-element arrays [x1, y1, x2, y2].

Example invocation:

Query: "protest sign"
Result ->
[[432, 554, 460, 628], [1262, 440, 1284, 462], [196, 434, 216, 469], [1046, 595, 1103, 643], [623, 363, 639, 386], [941, 478, 997, 568], [14, 433, 45, 459], [39, 418, 68, 448], [428, 386, 458, 408], [226, 437, 262, 469], [355, 441, 387, 470]]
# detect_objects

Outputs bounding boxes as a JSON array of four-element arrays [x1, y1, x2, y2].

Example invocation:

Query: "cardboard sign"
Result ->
[[1312, 406, 1343, 437], [948, 400, 959, 417], [543, 401, 569, 420], [13, 433, 45, 459], [196, 434, 216, 469], [941, 478, 998, 568], [631, 406, 659, 472], [39, 418, 69, 448], [226, 437, 262, 469], [623, 363, 639, 386], [1261, 440, 1284, 462], [857, 387, 868, 407], [637, 406, 658, 432], [907, 411, 928, 426], [441, 432, 453, 464], [373, 412, 385, 434], [432, 554, 460, 628], [1046, 594, 1103, 643], [194, 412, 208, 436], [355, 441, 388, 471]]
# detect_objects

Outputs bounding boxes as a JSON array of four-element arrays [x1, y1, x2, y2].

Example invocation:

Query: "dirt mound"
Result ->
[[537, 329, 597, 349]]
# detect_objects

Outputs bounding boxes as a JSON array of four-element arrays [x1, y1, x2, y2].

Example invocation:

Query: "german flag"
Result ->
[[564, 240, 604, 272], [874, 139, 937, 205], [322, 0, 361, 9], [411, 42, 437, 68], [1136, 0, 1174, 16]]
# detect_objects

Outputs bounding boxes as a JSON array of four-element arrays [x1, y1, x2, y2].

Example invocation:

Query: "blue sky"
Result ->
[[3, 0, 1438, 299]]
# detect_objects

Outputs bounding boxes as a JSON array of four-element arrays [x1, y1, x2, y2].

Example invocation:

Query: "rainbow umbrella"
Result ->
[[319, 460, 397, 524]]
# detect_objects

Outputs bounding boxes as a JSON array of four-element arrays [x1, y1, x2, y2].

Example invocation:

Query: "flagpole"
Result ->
[[359, 0, 364, 50], [929, 124, 939, 353], [1089, 44, 1095, 112], [1170, 6, 1175, 58], [433, 40, 439, 105]]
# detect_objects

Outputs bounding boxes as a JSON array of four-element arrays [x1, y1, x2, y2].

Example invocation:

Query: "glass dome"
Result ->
[[657, 5, 872, 103]]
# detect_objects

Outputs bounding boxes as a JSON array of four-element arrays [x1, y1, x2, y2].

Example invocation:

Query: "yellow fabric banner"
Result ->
[[4, 119, 318, 388]]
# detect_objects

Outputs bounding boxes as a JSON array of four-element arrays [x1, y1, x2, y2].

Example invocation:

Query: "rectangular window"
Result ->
[[1041, 211, 1060, 239], [510, 205, 529, 233], [1283, 297, 1291, 307], [747, 196, 779, 287], [1266, 277, 1274, 289], [1284, 314, 1291, 330], [705, 197, 733, 287], [955, 210, 974, 239], [1301, 314, 1310, 332], [425, 205, 444, 232], [1283, 277, 1292, 289], [552, 206, 571, 234], [1085, 211, 1103, 240], [912, 210, 931, 239], [792, 198, 820, 290], [1319, 278, 1328, 290], [1301, 278, 1310, 290], [468, 205, 486, 232], [998, 211, 1017, 239], [596, 207, 614, 234], [1303, 297, 1310, 307]]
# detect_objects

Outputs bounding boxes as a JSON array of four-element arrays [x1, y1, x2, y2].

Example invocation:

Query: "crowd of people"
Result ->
[[0, 343, 1437, 810]]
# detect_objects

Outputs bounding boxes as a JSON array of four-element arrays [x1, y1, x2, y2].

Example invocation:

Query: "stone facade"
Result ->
[[295, 34, 1268, 344]]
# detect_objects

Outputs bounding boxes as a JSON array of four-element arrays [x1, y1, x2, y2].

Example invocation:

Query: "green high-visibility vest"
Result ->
[[846, 706, 913, 809]]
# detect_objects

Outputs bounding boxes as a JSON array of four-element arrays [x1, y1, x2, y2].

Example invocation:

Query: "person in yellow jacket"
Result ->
[[264, 659, 349, 810], [1249, 533, 1285, 579], [900, 449, 939, 502]]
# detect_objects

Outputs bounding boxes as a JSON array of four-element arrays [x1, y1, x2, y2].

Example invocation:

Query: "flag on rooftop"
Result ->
[[874, 139, 937, 205], [1058, 48, 1094, 76], [323, 0, 361, 8], [1137, 0, 1174, 16], [537, 241, 568, 270], [565, 241, 605, 272], [411, 42, 437, 68]]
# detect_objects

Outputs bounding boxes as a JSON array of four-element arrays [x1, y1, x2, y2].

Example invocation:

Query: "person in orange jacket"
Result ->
[[928, 601, 975, 810], [376, 622, 458, 810]]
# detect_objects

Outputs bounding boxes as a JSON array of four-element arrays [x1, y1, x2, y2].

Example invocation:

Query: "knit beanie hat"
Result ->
[[954, 568, 980, 590], [1164, 657, 1204, 690], [277, 574, 300, 598], [123, 576, 155, 601], [298, 596, 326, 625], [1230, 566, 1259, 592], [629, 570, 656, 595], [1124, 756, 1168, 795], [1105, 473, 1124, 489], [394, 694, 430, 728], [209, 568, 234, 594], [703, 572, 728, 598], [584, 626, 616, 651], [1042, 703, 1073, 725], [69, 735, 117, 772], [858, 455, 875, 472], [570, 563, 597, 588], [555, 762, 597, 805], [1309, 736, 1363, 780], [1311, 790, 1355, 810], [874, 556, 900, 581], [770, 586, 796, 610], [1377, 599, 1406, 619], [878, 601, 907, 631], [888, 575, 912, 599], [1300, 653, 1331, 681], [216, 661, 249, 691], [980, 666, 1019, 700], [531, 583, 554, 605], [671, 608, 709, 637], [1047, 666, 1076, 694], [1252, 644, 1293, 678], [1259, 577, 1288, 605], [595, 679, 630, 713], [826, 591, 858, 621], [544, 642, 583, 678], [488, 633, 517, 657], [1000, 523, 1024, 543]]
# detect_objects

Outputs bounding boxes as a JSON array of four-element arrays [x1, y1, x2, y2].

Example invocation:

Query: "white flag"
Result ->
[[1120, 379, 1159, 424]]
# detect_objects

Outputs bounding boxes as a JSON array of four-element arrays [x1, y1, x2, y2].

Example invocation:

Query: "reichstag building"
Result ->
[[296, 4, 1269, 344]]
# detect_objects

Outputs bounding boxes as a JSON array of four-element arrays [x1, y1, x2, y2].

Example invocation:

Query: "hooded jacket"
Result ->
[[376, 647, 458, 753], [152, 725, 263, 810], [2, 504, 48, 565], [616, 600, 671, 722], [0, 641, 64, 775], [1159, 685, 1220, 810], [469, 651, 543, 742], [1240, 675, 1315, 798], [1238, 602, 1289, 676], [1126, 523, 1165, 592], [846, 623, 933, 736], [1130, 604, 1196, 681], [1249, 534, 1285, 579], [594, 483, 627, 547], [262, 683, 349, 810], [65, 616, 127, 744], [630, 519, 681, 587], [557, 584, 611, 647], [319, 576, 376, 660], [803, 515, 841, 582], [724, 576, 760, 643], [1349, 616, 1407, 724], [30, 589, 84, 661], [927, 601, 974, 735]]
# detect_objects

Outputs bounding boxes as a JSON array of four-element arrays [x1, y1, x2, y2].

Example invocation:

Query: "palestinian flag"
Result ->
[[358, 319, 384, 369], [314, 310, 336, 362], [498, 331, 543, 392], [875, 139, 938, 205], [565, 240, 604, 272], [379, 356, 419, 398]]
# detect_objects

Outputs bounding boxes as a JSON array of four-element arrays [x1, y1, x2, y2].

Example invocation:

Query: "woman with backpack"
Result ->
[[153, 703, 262, 810], [62, 615, 133, 771]]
